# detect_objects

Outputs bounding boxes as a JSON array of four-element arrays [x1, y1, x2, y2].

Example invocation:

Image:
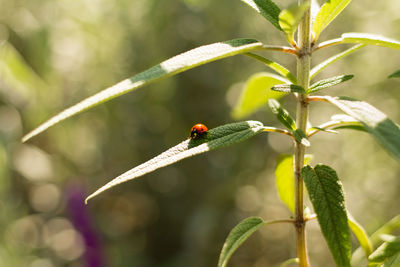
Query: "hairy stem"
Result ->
[[294, 1, 312, 266]]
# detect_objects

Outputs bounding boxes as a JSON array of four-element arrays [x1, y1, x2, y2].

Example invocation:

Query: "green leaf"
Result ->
[[339, 33, 400, 50], [245, 53, 297, 83], [369, 236, 400, 263], [293, 129, 310, 147], [271, 84, 306, 94], [326, 96, 400, 161], [348, 215, 373, 258], [275, 154, 312, 214], [268, 99, 296, 131], [0, 41, 48, 98], [85, 121, 264, 203], [388, 70, 400, 79], [310, 0, 320, 28], [313, 0, 353, 40], [279, 2, 310, 44], [22, 38, 264, 142], [240, 0, 282, 30], [384, 254, 400, 267], [302, 164, 351, 267], [218, 217, 264, 267], [280, 258, 299, 267], [310, 44, 365, 80], [308, 75, 354, 93], [232, 73, 287, 119], [352, 215, 400, 266]]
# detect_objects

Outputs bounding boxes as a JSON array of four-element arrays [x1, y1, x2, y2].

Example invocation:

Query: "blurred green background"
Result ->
[[0, 0, 400, 266]]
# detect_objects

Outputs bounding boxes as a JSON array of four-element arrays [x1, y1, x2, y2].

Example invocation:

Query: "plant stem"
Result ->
[[294, 1, 312, 266]]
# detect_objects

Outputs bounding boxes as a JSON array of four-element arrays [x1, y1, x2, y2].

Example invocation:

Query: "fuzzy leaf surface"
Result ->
[[23, 39, 263, 142], [311, 44, 365, 79], [268, 99, 296, 131], [302, 165, 351, 267], [246, 53, 297, 83], [279, 2, 310, 43], [85, 121, 264, 203], [326, 96, 400, 161], [232, 73, 287, 119], [275, 154, 312, 214], [218, 217, 264, 267], [326, 33, 400, 50], [240, 0, 282, 30], [308, 75, 354, 93], [369, 236, 400, 263], [313, 0, 352, 39], [271, 84, 305, 94]]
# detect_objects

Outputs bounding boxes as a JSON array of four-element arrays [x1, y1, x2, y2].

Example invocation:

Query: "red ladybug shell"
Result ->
[[190, 124, 208, 139]]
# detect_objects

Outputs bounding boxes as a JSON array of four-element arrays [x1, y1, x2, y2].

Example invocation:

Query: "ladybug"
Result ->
[[190, 123, 208, 139]]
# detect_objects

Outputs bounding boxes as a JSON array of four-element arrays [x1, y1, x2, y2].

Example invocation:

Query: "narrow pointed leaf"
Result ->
[[268, 99, 296, 131], [302, 164, 351, 267], [313, 0, 352, 39], [240, 0, 282, 30], [85, 121, 264, 203], [369, 236, 400, 263], [341, 33, 400, 50], [275, 154, 312, 214], [311, 44, 365, 79], [310, 0, 320, 28], [271, 84, 305, 94], [218, 217, 264, 267], [326, 96, 400, 161], [352, 215, 400, 266], [348, 215, 373, 258], [384, 254, 400, 267], [232, 73, 287, 119], [389, 70, 400, 79], [246, 53, 297, 83], [22, 39, 264, 142], [308, 75, 354, 93], [279, 2, 310, 44], [293, 129, 310, 147], [319, 33, 400, 50]]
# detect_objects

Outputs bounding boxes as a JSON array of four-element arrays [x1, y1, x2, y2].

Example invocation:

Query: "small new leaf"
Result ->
[[271, 84, 305, 94], [348, 215, 373, 258], [279, 2, 310, 44], [388, 70, 400, 79], [268, 99, 296, 131], [310, 44, 365, 79], [313, 0, 353, 40], [275, 154, 313, 213], [218, 217, 264, 267], [85, 121, 264, 203], [293, 129, 310, 147], [246, 53, 297, 83], [369, 236, 400, 263], [302, 165, 351, 267], [308, 75, 354, 93], [232, 73, 287, 119], [240, 0, 282, 30]]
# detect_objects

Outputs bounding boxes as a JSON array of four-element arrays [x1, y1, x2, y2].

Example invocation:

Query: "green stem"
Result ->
[[294, 1, 312, 266]]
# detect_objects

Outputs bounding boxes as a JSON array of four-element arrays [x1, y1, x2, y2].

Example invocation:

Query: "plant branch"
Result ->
[[313, 38, 344, 52], [294, 1, 312, 266], [261, 45, 298, 55], [262, 127, 295, 140]]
